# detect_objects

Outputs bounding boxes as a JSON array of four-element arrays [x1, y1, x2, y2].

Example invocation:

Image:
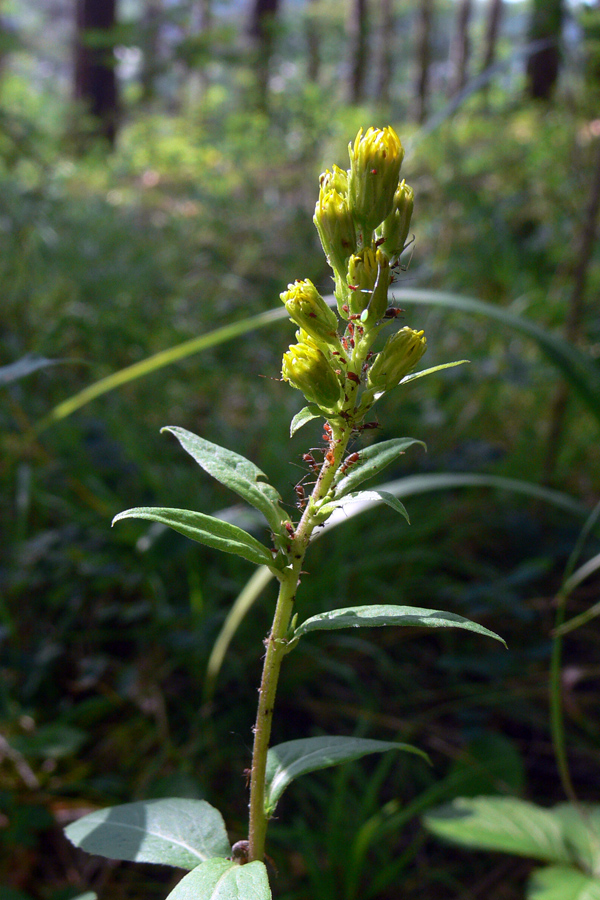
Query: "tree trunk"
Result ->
[[447, 0, 472, 99], [347, 0, 369, 104], [376, 0, 394, 106], [526, 0, 564, 100], [74, 0, 118, 146], [480, 0, 503, 75], [414, 0, 433, 123], [247, 0, 280, 109]]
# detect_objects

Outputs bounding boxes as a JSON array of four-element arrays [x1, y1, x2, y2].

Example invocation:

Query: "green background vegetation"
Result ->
[[1, 0, 599, 897]]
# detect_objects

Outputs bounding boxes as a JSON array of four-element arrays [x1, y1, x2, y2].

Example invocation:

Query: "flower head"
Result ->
[[348, 127, 404, 236], [367, 327, 427, 393]]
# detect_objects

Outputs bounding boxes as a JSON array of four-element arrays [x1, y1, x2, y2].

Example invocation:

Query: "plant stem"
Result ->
[[247, 418, 354, 862]]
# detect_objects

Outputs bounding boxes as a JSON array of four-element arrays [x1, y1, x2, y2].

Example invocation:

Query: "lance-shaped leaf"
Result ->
[[64, 799, 231, 869], [423, 797, 571, 864], [293, 604, 505, 644], [264, 736, 428, 817], [318, 490, 410, 524], [552, 804, 600, 876], [332, 438, 426, 498], [113, 507, 277, 570], [399, 359, 469, 387], [162, 427, 284, 534], [290, 404, 322, 437], [166, 859, 272, 900], [528, 866, 600, 900]]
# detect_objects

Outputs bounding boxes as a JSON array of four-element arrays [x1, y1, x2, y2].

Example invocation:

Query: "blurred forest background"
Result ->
[[1, 0, 600, 898]]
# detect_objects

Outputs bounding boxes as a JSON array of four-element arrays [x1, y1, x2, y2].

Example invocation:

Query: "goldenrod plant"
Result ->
[[64, 127, 505, 900]]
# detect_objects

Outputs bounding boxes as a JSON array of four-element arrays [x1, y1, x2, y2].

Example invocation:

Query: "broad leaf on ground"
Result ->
[[113, 507, 277, 570], [264, 736, 428, 817], [332, 438, 426, 498], [553, 804, 600, 876], [423, 797, 571, 865], [528, 866, 600, 900], [293, 604, 505, 645], [64, 798, 231, 869], [162, 427, 284, 533], [166, 859, 271, 900]]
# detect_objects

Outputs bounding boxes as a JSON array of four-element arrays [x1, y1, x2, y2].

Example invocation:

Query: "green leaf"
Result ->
[[290, 405, 322, 437], [528, 866, 600, 900], [162, 427, 284, 534], [293, 604, 505, 644], [112, 507, 277, 570], [264, 736, 428, 817], [0, 354, 69, 386], [399, 359, 469, 386], [423, 797, 572, 865], [553, 804, 600, 876], [64, 798, 231, 869], [332, 438, 426, 498], [319, 490, 410, 524], [166, 859, 271, 900]]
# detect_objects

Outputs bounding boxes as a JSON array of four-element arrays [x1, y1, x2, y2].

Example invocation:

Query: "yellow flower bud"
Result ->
[[378, 180, 414, 262], [282, 338, 343, 411], [313, 185, 356, 281], [319, 164, 349, 196], [348, 126, 404, 236], [281, 279, 340, 349], [367, 327, 427, 392], [346, 248, 391, 320]]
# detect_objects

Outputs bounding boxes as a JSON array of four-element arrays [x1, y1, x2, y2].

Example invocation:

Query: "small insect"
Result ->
[[285, 521, 295, 537], [325, 449, 335, 465], [383, 307, 405, 319], [294, 483, 307, 509], [341, 451, 360, 474], [361, 421, 379, 431], [302, 452, 320, 473], [347, 371, 361, 385]]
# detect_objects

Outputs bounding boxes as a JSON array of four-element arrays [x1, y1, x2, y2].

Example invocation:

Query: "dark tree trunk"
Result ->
[[305, 0, 320, 83], [414, 0, 433, 123], [526, 0, 564, 100], [480, 0, 503, 75], [74, 0, 118, 146], [247, 0, 280, 109], [376, 0, 394, 105], [447, 0, 472, 99], [347, 0, 369, 104]]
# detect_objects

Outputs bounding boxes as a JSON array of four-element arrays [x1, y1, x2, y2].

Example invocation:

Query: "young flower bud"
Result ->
[[281, 279, 341, 349], [282, 338, 343, 411], [378, 180, 414, 261], [319, 164, 349, 197], [367, 327, 427, 392], [314, 185, 356, 281], [346, 247, 391, 320], [348, 126, 404, 237]]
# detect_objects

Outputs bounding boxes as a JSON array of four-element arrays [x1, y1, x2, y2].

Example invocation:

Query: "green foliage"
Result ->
[[424, 797, 600, 900]]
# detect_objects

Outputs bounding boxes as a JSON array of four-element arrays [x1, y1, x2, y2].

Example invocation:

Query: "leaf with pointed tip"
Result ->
[[161, 427, 284, 533], [113, 507, 277, 570], [423, 797, 571, 864], [318, 490, 410, 524], [64, 799, 231, 869], [528, 866, 600, 900], [290, 405, 322, 437], [399, 359, 469, 386], [264, 736, 428, 817], [332, 438, 426, 498], [166, 859, 272, 900], [0, 354, 69, 386], [293, 604, 505, 644]]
